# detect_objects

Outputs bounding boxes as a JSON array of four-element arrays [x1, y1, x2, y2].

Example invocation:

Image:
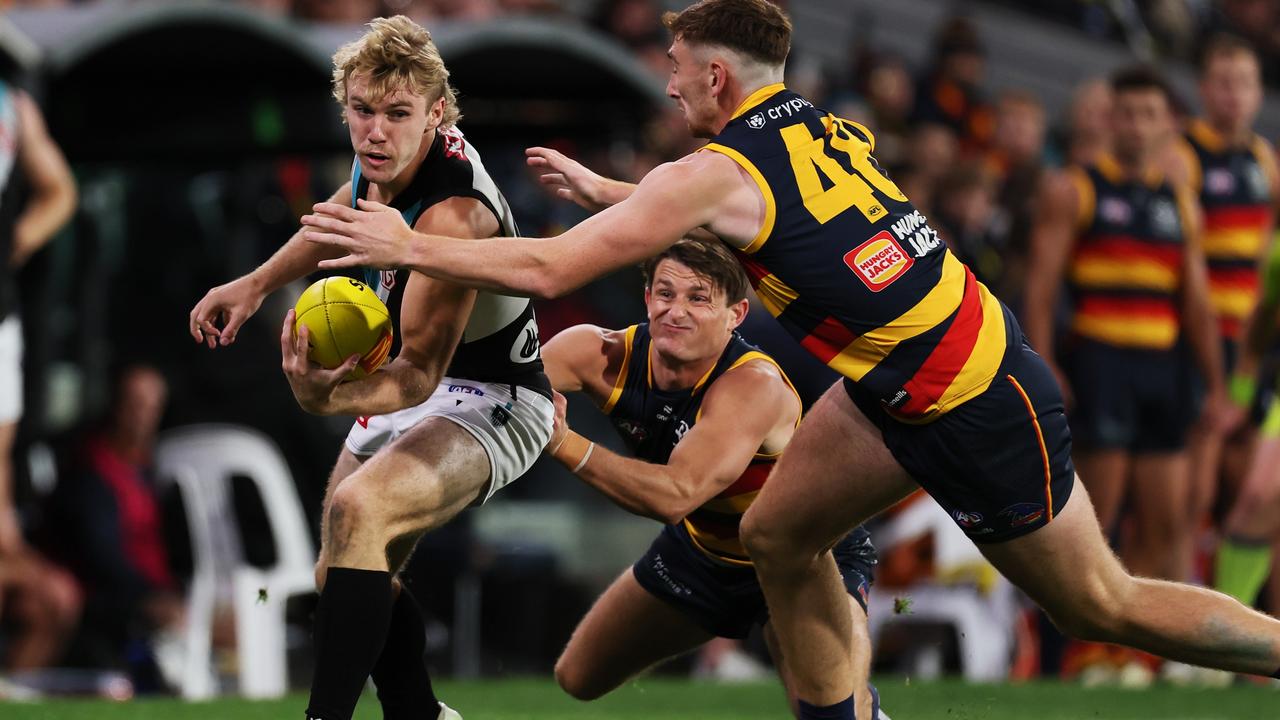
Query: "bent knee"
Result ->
[[554, 656, 607, 701], [1046, 579, 1136, 643]]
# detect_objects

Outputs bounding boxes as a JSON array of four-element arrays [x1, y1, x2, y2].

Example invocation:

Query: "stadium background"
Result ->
[[1, 0, 1279, 716]]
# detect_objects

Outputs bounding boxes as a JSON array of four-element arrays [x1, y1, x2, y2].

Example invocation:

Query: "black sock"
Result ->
[[1273, 667, 1280, 680], [797, 695, 854, 720], [371, 587, 439, 720], [306, 568, 395, 720]]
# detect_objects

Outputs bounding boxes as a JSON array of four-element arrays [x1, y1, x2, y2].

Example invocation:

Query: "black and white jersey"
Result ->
[[351, 126, 549, 395], [0, 82, 21, 321]]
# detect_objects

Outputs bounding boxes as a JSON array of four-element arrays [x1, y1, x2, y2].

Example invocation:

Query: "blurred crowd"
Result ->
[[2, 0, 1280, 699]]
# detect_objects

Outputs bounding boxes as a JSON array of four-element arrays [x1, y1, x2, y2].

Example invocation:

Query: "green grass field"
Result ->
[[0, 677, 1274, 719]]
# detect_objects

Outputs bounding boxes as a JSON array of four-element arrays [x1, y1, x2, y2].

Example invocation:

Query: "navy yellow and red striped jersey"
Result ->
[[1064, 155, 1195, 350], [1177, 119, 1277, 340], [602, 324, 798, 565], [701, 84, 1017, 422]]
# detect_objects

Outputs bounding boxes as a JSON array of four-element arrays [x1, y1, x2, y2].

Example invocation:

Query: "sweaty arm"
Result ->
[[304, 154, 740, 299], [10, 91, 75, 267], [1023, 170, 1081, 361], [322, 197, 493, 417], [550, 361, 799, 525]]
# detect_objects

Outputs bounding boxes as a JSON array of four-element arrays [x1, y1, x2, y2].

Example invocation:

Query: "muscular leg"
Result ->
[[308, 419, 490, 720], [979, 476, 1280, 675], [764, 595, 872, 720], [741, 384, 916, 709], [314, 448, 364, 589], [555, 570, 713, 701], [1074, 448, 1129, 536], [1125, 451, 1191, 581]]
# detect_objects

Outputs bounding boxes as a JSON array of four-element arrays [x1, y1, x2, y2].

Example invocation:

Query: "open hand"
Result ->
[[189, 276, 265, 348], [302, 199, 413, 270], [525, 147, 621, 212]]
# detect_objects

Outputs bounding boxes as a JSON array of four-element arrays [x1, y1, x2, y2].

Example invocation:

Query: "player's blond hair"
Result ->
[[331, 15, 461, 128]]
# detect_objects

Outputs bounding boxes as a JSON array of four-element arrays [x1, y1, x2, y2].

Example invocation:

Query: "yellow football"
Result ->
[[293, 276, 393, 381]]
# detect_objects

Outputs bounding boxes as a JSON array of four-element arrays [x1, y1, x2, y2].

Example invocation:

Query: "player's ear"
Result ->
[[727, 297, 749, 329], [709, 60, 727, 95]]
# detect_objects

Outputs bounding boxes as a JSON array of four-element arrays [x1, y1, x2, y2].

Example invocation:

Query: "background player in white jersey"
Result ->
[[188, 16, 552, 720]]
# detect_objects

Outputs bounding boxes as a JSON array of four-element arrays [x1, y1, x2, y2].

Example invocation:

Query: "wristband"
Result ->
[[571, 442, 595, 473], [548, 433, 569, 457], [1229, 373, 1256, 407]]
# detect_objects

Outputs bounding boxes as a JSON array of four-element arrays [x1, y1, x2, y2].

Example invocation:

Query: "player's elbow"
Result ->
[[655, 478, 701, 525], [527, 270, 573, 301]]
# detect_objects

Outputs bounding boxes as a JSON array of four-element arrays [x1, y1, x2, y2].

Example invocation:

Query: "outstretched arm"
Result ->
[[302, 156, 732, 299], [547, 361, 799, 524]]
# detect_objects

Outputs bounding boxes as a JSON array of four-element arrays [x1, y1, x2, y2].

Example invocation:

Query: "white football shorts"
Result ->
[[0, 316, 22, 424], [345, 377, 553, 504]]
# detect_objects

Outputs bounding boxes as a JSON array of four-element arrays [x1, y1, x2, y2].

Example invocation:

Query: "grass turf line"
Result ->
[[0, 677, 1273, 719]]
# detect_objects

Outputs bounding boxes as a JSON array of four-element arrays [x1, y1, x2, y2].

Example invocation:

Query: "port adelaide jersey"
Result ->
[[351, 126, 548, 392]]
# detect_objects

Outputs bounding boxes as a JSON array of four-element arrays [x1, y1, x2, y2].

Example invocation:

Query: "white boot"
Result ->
[[437, 701, 463, 719]]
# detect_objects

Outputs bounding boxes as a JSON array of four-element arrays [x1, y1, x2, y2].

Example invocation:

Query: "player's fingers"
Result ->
[[311, 202, 357, 220], [316, 255, 362, 270], [355, 198, 392, 213], [189, 303, 206, 342], [280, 311, 296, 358], [218, 312, 246, 347], [303, 229, 355, 247], [537, 173, 567, 187], [300, 213, 352, 233]]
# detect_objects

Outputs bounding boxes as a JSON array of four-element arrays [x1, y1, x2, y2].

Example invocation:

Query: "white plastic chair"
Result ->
[[867, 497, 1017, 682], [154, 424, 316, 699]]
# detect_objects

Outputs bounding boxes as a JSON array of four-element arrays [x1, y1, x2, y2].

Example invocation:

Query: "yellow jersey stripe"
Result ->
[[933, 282, 1006, 416], [1072, 315, 1179, 349], [700, 142, 777, 253], [1203, 228, 1267, 259], [1069, 257, 1180, 292], [827, 252, 965, 381], [602, 325, 637, 413]]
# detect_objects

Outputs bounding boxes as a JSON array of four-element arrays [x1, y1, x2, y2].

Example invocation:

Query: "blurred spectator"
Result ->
[[0, 550, 81, 673], [911, 16, 994, 153], [850, 53, 913, 170], [593, 0, 669, 76], [0, 73, 78, 677], [932, 159, 1010, 300], [293, 0, 381, 22], [44, 365, 189, 687], [904, 122, 959, 210], [985, 90, 1050, 310], [1063, 78, 1113, 167]]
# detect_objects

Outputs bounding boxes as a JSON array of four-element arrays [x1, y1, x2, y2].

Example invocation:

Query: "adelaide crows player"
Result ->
[[541, 238, 882, 718]]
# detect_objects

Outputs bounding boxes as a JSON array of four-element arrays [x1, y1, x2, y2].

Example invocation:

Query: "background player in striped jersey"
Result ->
[[189, 17, 552, 720], [540, 238, 882, 718], [1165, 34, 1280, 592], [1024, 67, 1224, 596], [302, 1, 1280, 717]]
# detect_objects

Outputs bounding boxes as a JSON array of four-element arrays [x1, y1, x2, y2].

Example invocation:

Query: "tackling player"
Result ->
[[189, 17, 552, 720], [541, 238, 883, 719]]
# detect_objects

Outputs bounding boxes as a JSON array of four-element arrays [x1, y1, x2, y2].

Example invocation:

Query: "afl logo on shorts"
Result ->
[[845, 231, 914, 292]]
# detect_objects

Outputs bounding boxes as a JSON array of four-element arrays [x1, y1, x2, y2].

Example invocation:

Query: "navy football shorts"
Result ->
[[632, 523, 876, 639]]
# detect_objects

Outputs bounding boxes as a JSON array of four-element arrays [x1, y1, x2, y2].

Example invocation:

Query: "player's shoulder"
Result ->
[[708, 352, 793, 406]]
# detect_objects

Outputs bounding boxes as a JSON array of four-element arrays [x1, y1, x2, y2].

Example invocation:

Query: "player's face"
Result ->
[[666, 38, 717, 138], [345, 73, 444, 186], [1201, 53, 1262, 133], [645, 259, 745, 363], [1111, 88, 1171, 162]]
